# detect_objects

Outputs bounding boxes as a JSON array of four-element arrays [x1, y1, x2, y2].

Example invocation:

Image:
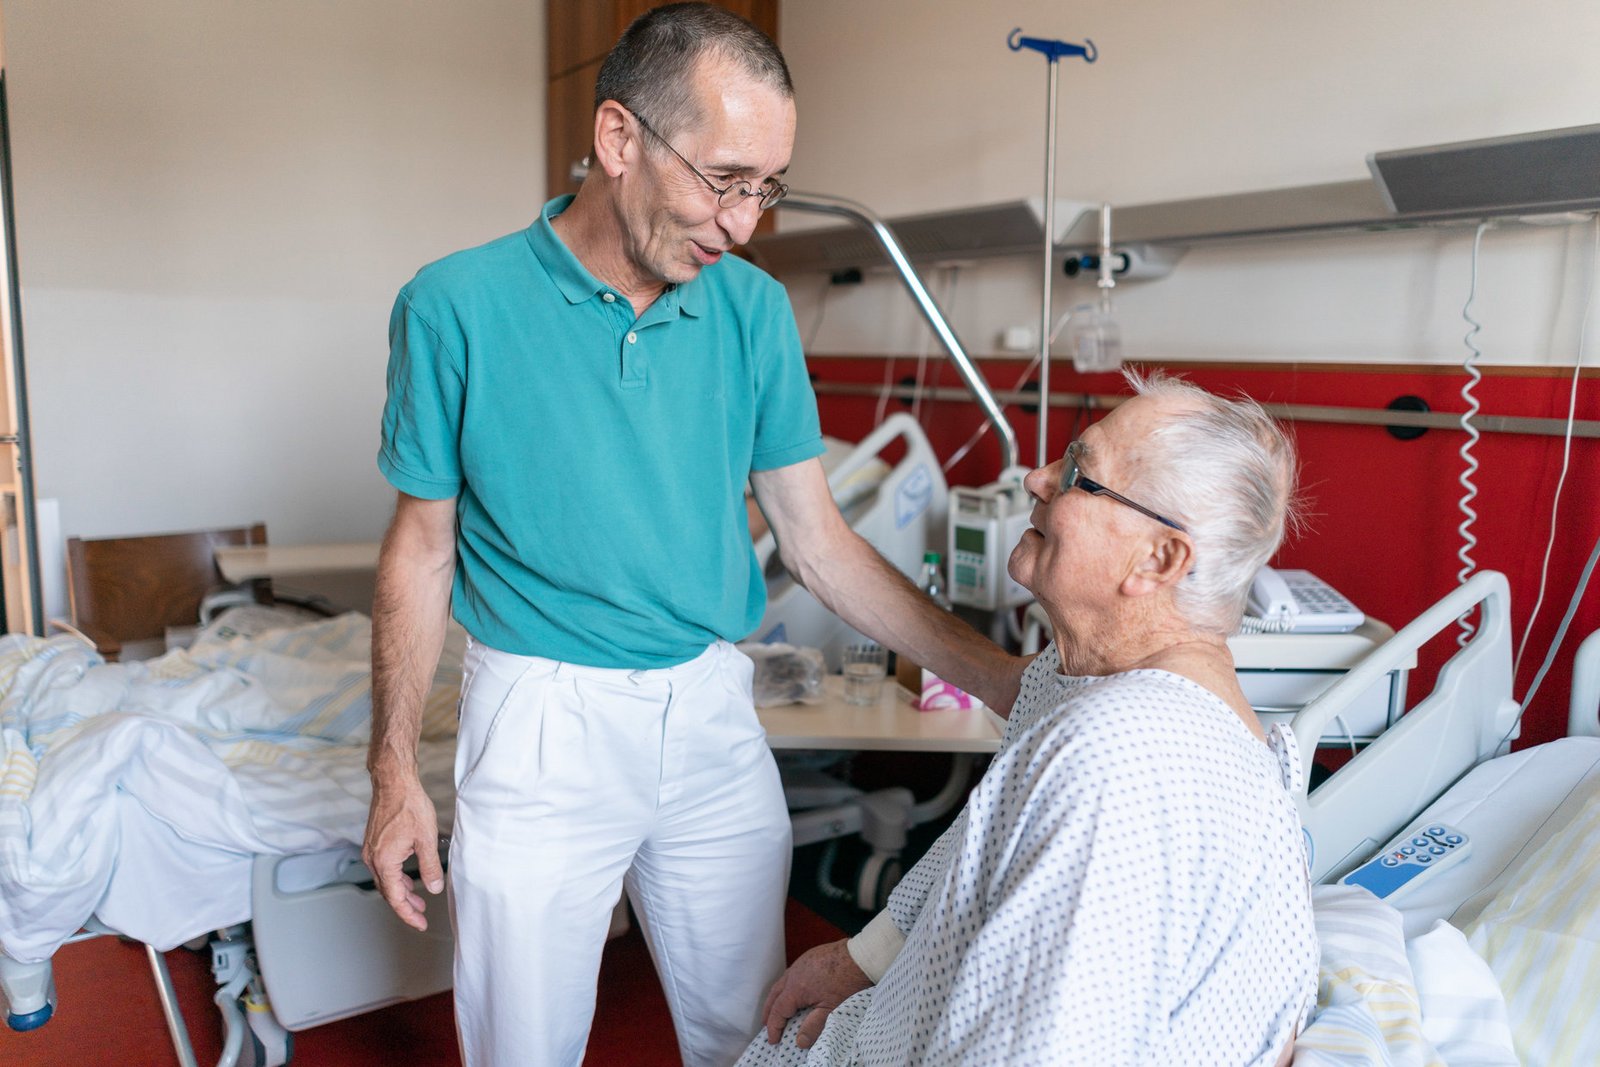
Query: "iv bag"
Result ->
[[1069, 302, 1122, 372]]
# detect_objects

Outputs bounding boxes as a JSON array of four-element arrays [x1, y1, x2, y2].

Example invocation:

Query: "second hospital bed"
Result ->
[[0, 605, 464, 1067]]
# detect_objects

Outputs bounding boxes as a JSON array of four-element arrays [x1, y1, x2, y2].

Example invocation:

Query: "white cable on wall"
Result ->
[[911, 267, 960, 428], [805, 274, 832, 352], [1455, 221, 1494, 646], [1514, 212, 1599, 679]]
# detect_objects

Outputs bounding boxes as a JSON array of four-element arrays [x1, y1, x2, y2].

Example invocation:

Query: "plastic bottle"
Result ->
[[896, 553, 946, 692], [918, 552, 953, 612], [898, 553, 979, 708]]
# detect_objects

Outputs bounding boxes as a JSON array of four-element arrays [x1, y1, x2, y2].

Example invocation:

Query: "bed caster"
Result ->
[[4, 1002, 53, 1032], [0, 956, 56, 1032], [856, 852, 904, 912]]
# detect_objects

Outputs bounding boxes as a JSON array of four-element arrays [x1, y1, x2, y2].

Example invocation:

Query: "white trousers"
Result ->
[[449, 638, 791, 1067]]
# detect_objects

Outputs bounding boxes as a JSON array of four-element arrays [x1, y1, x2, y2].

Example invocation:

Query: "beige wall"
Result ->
[[8, 1, 1595, 548], [777, 1, 1600, 367], [8, 0, 545, 541]]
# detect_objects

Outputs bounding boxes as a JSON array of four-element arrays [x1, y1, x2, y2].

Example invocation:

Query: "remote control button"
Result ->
[[1400, 846, 1416, 856], [1412, 837, 1430, 848], [1427, 826, 1445, 836], [1417, 854, 1432, 864], [1446, 834, 1463, 845], [1381, 856, 1399, 867], [1429, 845, 1446, 855]]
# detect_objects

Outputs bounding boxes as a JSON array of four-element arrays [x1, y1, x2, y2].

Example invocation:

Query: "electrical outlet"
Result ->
[[1001, 326, 1035, 352]]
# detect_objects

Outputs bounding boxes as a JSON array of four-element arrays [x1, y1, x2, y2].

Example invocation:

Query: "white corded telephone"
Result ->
[[1243, 567, 1365, 634]]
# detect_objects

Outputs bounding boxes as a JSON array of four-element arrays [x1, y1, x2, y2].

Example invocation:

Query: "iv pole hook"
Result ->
[[1007, 29, 1097, 63]]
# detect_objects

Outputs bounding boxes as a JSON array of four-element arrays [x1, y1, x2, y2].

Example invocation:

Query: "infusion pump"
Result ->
[[949, 471, 1035, 610]]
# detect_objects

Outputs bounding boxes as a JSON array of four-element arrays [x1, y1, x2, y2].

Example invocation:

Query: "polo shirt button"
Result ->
[[626, 332, 638, 344], [602, 292, 616, 303]]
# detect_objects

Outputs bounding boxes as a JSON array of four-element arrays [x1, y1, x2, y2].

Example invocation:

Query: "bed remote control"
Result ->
[[1340, 823, 1472, 899]]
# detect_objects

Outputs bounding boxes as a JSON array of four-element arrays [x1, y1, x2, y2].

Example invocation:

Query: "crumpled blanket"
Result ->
[[0, 608, 460, 962]]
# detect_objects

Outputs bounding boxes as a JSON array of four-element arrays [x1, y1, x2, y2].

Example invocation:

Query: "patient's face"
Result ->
[[1008, 396, 1168, 603]]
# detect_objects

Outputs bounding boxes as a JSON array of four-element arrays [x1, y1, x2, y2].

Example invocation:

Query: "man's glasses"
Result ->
[[633, 111, 789, 211], [1059, 440, 1188, 533]]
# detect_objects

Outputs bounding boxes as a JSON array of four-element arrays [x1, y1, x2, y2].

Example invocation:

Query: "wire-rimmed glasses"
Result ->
[[633, 111, 789, 211]]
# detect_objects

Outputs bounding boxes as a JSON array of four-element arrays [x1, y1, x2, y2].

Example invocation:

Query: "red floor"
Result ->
[[1, 900, 844, 1066]]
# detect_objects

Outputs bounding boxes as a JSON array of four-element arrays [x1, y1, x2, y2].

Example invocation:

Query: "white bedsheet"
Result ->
[[0, 609, 460, 964]]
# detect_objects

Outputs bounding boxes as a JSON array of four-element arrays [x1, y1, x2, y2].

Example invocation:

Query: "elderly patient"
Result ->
[[741, 371, 1318, 1066]]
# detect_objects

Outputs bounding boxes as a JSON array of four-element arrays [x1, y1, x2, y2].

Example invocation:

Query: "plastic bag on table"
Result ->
[[737, 642, 826, 707]]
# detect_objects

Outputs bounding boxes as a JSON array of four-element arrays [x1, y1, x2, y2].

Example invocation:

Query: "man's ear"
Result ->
[[1120, 531, 1194, 599], [591, 100, 637, 178]]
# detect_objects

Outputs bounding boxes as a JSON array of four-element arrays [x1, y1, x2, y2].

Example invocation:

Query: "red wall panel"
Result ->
[[809, 356, 1600, 749]]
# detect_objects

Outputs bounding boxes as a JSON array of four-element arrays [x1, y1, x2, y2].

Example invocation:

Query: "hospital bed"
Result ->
[[1291, 570, 1600, 1063]]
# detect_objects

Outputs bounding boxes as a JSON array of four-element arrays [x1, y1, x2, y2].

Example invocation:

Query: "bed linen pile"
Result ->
[[0, 608, 460, 964]]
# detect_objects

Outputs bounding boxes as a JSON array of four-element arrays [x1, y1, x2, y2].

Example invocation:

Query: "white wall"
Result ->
[[8, 0, 545, 542], [777, 0, 1600, 367]]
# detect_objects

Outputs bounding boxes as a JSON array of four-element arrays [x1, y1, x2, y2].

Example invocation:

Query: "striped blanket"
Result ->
[[0, 608, 460, 963]]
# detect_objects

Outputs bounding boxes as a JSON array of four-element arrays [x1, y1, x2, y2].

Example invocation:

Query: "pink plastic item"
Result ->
[[916, 672, 982, 712]]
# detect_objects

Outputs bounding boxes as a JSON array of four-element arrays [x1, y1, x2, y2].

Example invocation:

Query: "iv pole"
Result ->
[[1008, 29, 1096, 468]]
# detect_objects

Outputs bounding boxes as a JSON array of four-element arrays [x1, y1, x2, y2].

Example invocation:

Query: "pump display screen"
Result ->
[[955, 526, 987, 553]]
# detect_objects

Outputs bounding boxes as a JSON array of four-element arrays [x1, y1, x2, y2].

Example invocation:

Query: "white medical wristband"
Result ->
[[845, 909, 906, 984]]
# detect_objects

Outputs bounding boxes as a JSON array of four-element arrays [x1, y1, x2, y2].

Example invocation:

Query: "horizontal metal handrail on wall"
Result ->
[[810, 381, 1600, 440]]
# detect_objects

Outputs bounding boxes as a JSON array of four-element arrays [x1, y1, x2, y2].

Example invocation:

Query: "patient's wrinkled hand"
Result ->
[[362, 770, 444, 932], [761, 939, 872, 1048]]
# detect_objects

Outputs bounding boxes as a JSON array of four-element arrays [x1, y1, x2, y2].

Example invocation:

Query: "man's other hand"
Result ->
[[761, 939, 873, 1048], [362, 770, 444, 931]]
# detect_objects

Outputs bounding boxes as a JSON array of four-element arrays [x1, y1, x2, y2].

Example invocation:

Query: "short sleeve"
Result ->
[[749, 290, 823, 472], [377, 287, 466, 499]]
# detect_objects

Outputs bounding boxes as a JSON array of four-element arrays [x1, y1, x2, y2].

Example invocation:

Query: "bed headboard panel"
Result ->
[[1293, 571, 1520, 882]]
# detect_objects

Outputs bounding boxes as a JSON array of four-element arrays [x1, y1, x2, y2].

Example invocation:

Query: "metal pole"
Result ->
[[0, 69, 41, 634], [144, 943, 201, 1067], [779, 192, 1019, 471], [1037, 58, 1059, 469]]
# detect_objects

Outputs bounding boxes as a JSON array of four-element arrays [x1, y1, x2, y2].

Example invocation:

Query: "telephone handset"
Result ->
[[1244, 567, 1364, 634]]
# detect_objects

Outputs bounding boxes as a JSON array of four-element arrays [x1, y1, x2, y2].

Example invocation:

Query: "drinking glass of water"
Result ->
[[842, 643, 889, 707]]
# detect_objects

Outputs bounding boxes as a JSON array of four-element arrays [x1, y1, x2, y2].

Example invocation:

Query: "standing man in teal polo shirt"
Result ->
[[362, 6, 1023, 1066]]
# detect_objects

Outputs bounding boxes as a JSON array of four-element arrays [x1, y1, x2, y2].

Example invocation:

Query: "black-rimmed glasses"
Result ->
[[633, 111, 789, 211], [1060, 440, 1188, 533]]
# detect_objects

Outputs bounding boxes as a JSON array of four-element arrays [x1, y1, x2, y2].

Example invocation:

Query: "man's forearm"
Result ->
[[794, 535, 1023, 712], [368, 538, 455, 777]]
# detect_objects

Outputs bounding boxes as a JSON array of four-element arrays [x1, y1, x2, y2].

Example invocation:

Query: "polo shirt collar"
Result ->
[[527, 194, 706, 317]]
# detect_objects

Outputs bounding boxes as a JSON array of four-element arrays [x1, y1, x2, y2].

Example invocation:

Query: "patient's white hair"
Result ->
[[1119, 369, 1302, 634]]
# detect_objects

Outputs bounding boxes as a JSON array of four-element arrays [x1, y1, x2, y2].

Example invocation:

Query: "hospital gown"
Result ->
[[740, 645, 1317, 1065]]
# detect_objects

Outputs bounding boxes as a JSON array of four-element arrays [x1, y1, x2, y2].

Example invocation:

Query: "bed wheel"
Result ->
[[856, 853, 904, 912]]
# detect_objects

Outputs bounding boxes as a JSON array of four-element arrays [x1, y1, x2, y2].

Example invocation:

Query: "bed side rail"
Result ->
[[1571, 630, 1600, 738], [1294, 570, 1518, 882]]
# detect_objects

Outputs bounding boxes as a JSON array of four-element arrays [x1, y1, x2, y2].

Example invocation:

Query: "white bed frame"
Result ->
[[1293, 571, 1521, 882]]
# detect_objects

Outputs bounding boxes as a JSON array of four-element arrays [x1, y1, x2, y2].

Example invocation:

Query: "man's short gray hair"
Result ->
[[593, 3, 794, 141], [1120, 369, 1302, 634]]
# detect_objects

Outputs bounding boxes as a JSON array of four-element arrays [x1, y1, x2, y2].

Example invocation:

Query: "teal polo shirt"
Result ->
[[379, 195, 824, 668]]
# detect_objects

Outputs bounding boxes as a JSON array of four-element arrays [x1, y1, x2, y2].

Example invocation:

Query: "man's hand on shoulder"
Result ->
[[761, 938, 872, 1049], [362, 764, 445, 932]]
